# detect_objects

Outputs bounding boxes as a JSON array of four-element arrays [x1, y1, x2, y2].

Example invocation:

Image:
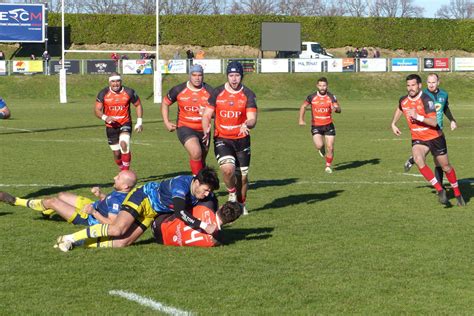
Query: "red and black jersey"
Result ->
[[207, 83, 257, 139], [153, 197, 221, 247], [164, 81, 214, 131], [96, 86, 141, 127], [399, 92, 442, 141], [304, 91, 338, 126]]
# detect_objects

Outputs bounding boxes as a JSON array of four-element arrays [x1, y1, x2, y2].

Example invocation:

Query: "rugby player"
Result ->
[[202, 61, 257, 215], [0, 171, 136, 225], [95, 72, 143, 171], [54, 167, 220, 252], [0, 97, 11, 119], [299, 77, 341, 173], [404, 73, 458, 187], [161, 64, 214, 175], [151, 199, 243, 247], [391, 74, 465, 206]]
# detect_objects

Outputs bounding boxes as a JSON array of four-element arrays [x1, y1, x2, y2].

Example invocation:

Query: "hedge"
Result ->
[[48, 13, 474, 51]]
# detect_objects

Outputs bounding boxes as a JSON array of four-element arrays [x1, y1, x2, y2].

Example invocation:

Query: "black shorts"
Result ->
[[151, 213, 174, 244], [311, 123, 336, 136], [106, 122, 132, 145], [214, 136, 251, 169], [412, 135, 447, 157], [177, 126, 208, 150]]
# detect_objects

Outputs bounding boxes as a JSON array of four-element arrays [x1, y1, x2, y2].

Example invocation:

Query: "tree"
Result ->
[[343, 0, 369, 17], [370, 0, 423, 17], [233, 0, 278, 14], [436, 0, 473, 18]]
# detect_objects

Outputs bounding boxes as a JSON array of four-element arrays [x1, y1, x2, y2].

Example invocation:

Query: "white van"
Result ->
[[276, 42, 333, 59]]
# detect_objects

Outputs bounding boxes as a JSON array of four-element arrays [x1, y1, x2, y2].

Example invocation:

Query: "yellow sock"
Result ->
[[26, 199, 45, 212], [14, 198, 29, 207], [42, 209, 56, 218], [70, 224, 109, 242], [83, 237, 113, 248]]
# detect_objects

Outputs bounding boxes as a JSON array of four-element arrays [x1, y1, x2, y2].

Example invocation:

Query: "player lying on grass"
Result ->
[[0, 97, 11, 119], [54, 167, 220, 252], [0, 171, 137, 225], [152, 198, 243, 247]]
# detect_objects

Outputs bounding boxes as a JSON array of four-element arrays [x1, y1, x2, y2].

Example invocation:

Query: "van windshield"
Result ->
[[311, 44, 323, 54]]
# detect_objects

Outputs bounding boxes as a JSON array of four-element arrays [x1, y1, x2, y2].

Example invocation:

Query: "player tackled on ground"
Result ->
[[161, 64, 214, 175], [299, 77, 341, 173], [0, 171, 136, 225], [202, 61, 258, 215], [152, 199, 243, 247], [403, 73, 458, 188], [0, 97, 11, 119], [54, 167, 220, 252], [391, 74, 465, 206], [95, 72, 143, 171]]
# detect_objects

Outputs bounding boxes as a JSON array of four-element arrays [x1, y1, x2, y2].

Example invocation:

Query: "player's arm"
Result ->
[[391, 107, 403, 136], [298, 102, 309, 125], [172, 197, 216, 234], [133, 97, 143, 132], [161, 97, 177, 132], [332, 102, 341, 113], [81, 202, 117, 224], [240, 110, 257, 136], [443, 101, 457, 130], [91, 186, 107, 200], [202, 106, 214, 144]]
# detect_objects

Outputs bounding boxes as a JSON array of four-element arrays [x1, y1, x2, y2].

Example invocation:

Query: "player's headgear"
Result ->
[[189, 64, 204, 74], [109, 72, 122, 82], [226, 61, 244, 77]]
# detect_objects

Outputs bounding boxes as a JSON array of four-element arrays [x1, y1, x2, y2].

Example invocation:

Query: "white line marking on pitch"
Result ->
[[401, 173, 424, 177], [109, 290, 193, 316], [0, 184, 63, 187], [0, 126, 34, 132]]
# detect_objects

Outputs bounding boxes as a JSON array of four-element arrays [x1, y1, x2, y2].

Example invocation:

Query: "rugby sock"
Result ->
[[445, 168, 461, 197], [26, 199, 46, 212], [190, 159, 203, 175], [122, 153, 131, 170], [418, 165, 443, 191], [227, 187, 237, 202], [114, 158, 123, 168], [83, 237, 113, 248], [435, 166, 444, 185], [70, 224, 109, 242], [238, 195, 246, 204], [325, 156, 333, 167], [14, 197, 28, 207]]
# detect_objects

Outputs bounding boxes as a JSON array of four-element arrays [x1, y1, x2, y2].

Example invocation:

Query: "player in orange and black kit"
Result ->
[[95, 72, 143, 171], [202, 61, 258, 215], [161, 64, 214, 175], [391, 74, 465, 206], [299, 77, 341, 173], [151, 199, 243, 247]]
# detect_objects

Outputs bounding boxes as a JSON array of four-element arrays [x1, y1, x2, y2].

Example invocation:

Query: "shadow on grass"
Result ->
[[252, 190, 344, 212], [223, 227, 274, 245], [0, 211, 13, 217], [250, 178, 299, 190], [334, 158, 380, 171], [259, 107, 297, 113]]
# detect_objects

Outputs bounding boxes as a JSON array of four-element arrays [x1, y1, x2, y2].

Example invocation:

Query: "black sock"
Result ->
[[435, 166, 444, 185]]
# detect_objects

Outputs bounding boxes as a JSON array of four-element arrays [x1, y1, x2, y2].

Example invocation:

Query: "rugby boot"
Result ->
[[0, 191, 16, 205], [437, 189, 449, 205], [456, 195, 466, 207]]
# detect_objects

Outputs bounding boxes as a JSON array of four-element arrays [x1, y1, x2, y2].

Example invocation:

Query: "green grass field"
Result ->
[[0, 73, 473, 314]]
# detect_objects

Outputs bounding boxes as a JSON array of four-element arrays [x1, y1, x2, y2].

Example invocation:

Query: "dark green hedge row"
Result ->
[[48, 13, 474, 51]]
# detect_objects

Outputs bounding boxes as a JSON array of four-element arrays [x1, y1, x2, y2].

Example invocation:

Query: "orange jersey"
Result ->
[[399, 92, 442, 141], [96, 86, 141, 127], [304, 91, 338, 126], [164, 82, 213, 131], [208, 83, 257, 139], [159, 204, 220, 247]]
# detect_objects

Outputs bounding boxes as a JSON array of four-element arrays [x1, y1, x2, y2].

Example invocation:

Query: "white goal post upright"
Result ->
[[59, 0, 162, 104]]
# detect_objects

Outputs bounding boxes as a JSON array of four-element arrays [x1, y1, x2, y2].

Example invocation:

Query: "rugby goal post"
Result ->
[[59, 0, 162, 104]]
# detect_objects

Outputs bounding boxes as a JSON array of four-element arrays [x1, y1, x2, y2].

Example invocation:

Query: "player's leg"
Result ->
[[119, 131, 132, 170], [107, 126, 123, 169], [44, 194, 93, 224], [184, 137, 204, 175], [83, 222, 146, 248], [215, 138, 237, 202], [433, 156, 444, 187], [235, 137, 251, 215], [404, 155, 415, 172], [412, 143, 446, 204], [311, 133, 325, 158], [434, 153, 464, 206], [324, 135, 336, 173]]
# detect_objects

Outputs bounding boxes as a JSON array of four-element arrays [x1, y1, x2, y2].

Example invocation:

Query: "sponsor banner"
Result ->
[[86, 60, 117, 74], [122, 59, 153, 75], [391, 58, 419, 72], [12, 60, 43, 73], [0, 60, 6, 75], [193, 59, 221, 73], [260, 59, 289, 73], [454, 58, 474, 71], [423, 58, 449, 71], [0, 4, 45, 42], [326, 59, 343, 72], [227, 59, 257, 73], [49, 60, 81, 75], [294, 59, 323, 72], [342, 58, 355, 72], [159, 59, 187, 74], [360, 58, 387, 72]]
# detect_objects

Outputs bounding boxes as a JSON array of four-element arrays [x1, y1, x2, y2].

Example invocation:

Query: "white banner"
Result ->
[[260, 59, 289, 73], [159, 59, 187, 74], [294, 59, 323, 72], [327, 59, 343, 73], [0, 60, 6, 75], [360, 58, 387, 72], [193, 59, 221, 73], [12, 60, 43, 73], [454, 58, 474, 71], [122, 59, 153, 75]]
